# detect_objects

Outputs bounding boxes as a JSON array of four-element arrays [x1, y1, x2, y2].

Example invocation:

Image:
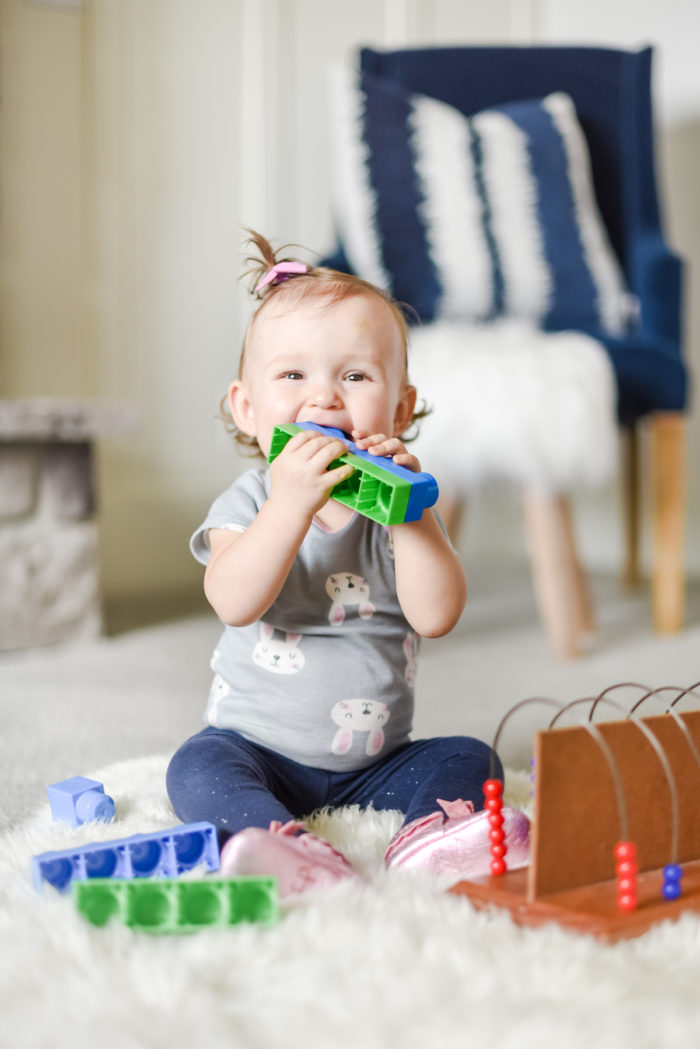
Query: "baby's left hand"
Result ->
[[352, 431, 422, 474]]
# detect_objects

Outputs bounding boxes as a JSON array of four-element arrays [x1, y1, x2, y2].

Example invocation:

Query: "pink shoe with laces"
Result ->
[[385, 799, 530, 881], [220, 820, 362, 897]]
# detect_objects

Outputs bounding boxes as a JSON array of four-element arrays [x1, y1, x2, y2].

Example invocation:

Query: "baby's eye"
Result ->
[[345, 371, 367, 382], [281, 371, 304, 381]]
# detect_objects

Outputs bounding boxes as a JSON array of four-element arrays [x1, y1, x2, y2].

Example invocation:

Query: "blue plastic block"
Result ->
[[47, 776, 116, 828], [268, 422, 439, 525], [73, 876, 279, 933], [32, 821, 220, 893]]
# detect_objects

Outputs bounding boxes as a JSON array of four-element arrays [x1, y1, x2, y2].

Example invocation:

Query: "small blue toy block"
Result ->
[[32, 821, 220, 893], [268, 422, 439, 525], [47, 776, 116, 828], [73, 875, 279, 933]]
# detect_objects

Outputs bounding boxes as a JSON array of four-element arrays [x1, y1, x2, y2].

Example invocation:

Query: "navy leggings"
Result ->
[[166, 727, 501, 840]]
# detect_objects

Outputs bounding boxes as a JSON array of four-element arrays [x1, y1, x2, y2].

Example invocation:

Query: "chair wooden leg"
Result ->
[[650, 412, 685, 633], [521, 491, 590, 659], [620, 424, 641, 589]]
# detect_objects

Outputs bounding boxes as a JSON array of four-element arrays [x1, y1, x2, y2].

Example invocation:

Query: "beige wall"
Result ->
[[0, 0, 89, 395], [1, 0, 699, 611]]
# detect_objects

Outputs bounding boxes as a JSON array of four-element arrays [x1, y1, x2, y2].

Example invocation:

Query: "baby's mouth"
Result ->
[[295, 415, 353, 438]]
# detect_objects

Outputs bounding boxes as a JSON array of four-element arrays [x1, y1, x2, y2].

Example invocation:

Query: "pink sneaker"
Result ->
[[220, 820, 362, 897], [385, 798, 530, 881]]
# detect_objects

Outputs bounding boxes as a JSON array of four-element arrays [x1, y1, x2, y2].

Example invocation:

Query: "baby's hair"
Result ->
[[221, 229, 430, 454]]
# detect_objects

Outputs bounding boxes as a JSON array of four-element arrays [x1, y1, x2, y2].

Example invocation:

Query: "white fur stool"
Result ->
[[408, 321, 618, 658]]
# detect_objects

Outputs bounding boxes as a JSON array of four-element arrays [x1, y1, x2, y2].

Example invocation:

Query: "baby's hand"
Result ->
[[269, 428, 354, 518], [352, 431, 422, 474]]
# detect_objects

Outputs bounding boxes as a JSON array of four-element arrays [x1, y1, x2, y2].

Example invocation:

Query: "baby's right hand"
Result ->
[[268, 429, 354, 519]]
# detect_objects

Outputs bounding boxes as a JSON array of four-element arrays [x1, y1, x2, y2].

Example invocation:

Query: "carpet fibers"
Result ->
[[2, 756, 700, 1049]]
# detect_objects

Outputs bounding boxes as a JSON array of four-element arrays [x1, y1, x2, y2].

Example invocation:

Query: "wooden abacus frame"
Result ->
[[450, 695, 700, 942]]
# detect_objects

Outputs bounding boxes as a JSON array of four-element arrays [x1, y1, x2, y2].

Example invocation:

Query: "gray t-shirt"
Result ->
[[190, 468, 419, 772]]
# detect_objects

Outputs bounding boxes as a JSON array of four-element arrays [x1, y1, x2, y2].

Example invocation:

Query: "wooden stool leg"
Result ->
[[650, 412, 685, 633], [620, 424, 641, 589], [521, 491, 588, 659], [560, 497, 595, 636], [436, 489, 466, 546]]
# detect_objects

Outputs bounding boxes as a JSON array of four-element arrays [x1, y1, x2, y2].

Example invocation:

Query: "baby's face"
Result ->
[[229, 293, 415, 457]]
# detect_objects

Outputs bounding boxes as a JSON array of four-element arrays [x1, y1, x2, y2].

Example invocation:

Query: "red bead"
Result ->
[[490, 843, 507, 859], [614, 841, 637, 863], [485, 798, 503, 813], [488, 827, 505, 844], [488, 812, 505, 829], [483, 779, 503, 798], [490, 858, 506, 876], [614, 841, 638, 912]]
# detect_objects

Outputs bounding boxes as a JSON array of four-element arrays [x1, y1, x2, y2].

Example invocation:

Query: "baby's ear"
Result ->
[[228, 380, 256, 437], [393, 384, 417, 436]]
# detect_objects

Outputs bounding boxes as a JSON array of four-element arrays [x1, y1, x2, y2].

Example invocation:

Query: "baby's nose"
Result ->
[[308, 382, 341, 408]]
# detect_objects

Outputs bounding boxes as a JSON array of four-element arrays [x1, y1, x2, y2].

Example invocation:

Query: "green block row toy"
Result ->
[[268, 422, 439, 526], [73, 875, 279, 933]]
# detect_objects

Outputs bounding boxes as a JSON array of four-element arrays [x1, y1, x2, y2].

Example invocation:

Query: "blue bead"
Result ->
[[662, 863, 683, 901]]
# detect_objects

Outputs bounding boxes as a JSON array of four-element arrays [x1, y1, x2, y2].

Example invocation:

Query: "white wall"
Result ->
[[1, 0, 698, 611]]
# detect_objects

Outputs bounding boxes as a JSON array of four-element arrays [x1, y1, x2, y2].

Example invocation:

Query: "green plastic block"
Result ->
[[73, 876, 279, 933], [269, 423, 439, 526]]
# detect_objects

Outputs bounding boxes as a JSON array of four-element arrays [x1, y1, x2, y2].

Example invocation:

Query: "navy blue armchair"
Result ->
[[324, 44, 688, 649]]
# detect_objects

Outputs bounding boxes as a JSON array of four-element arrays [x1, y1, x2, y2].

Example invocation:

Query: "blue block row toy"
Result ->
[[268, 422, 439, 525], [32, 821, 220, 893]]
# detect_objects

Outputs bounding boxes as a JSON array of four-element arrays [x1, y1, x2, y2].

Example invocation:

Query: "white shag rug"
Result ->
[[408, 320, 618, 492], [3, 756, 700, 1049]]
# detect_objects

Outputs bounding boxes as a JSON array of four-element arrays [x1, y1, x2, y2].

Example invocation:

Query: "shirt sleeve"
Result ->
[[189, 469, 269, 565]]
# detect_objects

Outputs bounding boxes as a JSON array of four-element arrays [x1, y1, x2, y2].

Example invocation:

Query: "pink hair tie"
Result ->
[[256, 261, 308, 292]]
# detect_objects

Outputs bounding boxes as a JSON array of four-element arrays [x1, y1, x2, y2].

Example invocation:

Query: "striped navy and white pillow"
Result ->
[[330, 69, 630, 336]]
